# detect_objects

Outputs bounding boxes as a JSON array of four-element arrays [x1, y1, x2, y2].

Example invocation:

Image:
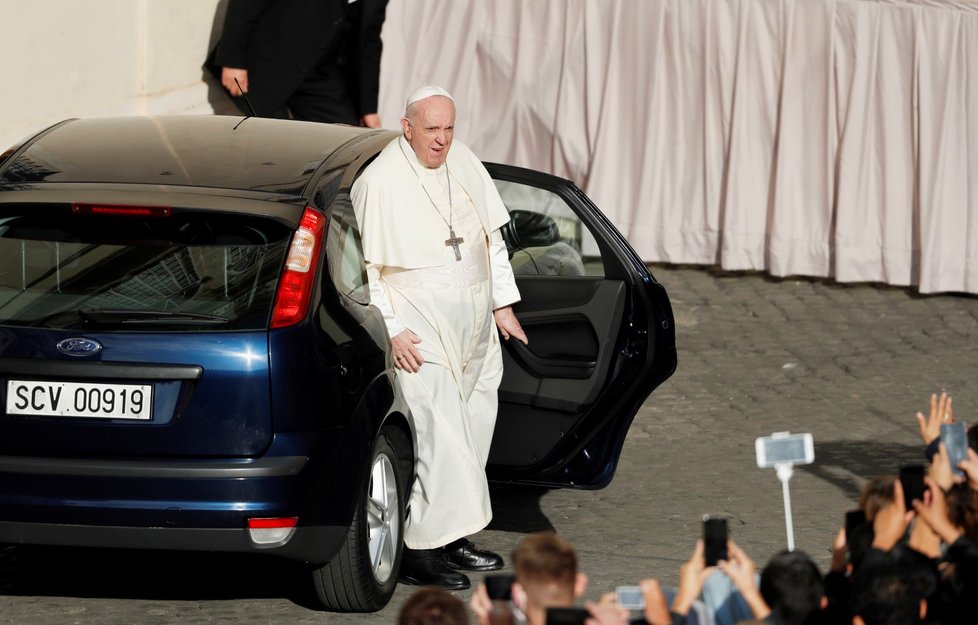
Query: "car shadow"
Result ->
[[0, 487, 556, 606], [486, 484, 555, 533], [0, 544, 320, 608]]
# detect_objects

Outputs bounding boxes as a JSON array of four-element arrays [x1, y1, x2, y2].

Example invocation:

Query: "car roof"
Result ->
[[0, 115, 380, 197]]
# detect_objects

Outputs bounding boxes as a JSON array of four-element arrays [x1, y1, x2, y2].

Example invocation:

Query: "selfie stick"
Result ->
[[775, 462, 796, 551]]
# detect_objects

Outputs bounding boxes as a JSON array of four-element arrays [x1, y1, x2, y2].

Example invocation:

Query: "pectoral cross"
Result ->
[[445, 228, 465, 261]]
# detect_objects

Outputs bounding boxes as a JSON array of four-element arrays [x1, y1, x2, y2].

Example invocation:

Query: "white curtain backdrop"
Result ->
[[378, 0, 978, 294]]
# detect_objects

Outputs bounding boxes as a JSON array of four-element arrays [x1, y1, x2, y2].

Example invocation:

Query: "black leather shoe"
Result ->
[[399, 548, 471, 590], [442, 538, 504, 572]]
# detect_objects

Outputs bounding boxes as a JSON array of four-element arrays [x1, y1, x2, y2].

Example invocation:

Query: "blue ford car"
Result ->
[[0, 116, 675, 611]]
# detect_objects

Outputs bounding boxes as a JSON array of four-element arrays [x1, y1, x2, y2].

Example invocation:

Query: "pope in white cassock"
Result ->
[[351, 85, 527, 590]]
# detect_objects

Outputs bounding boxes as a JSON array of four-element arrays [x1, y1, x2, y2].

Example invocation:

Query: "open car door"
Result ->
[[485, 164, 676, 489]]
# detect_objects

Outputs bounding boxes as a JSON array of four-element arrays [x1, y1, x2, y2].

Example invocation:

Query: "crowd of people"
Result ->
[[390, 393, 978, 625]]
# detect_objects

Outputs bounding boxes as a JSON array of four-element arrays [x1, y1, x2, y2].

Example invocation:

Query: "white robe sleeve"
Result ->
[[366, 263, 407, 339], [490, 230, 521, 309]]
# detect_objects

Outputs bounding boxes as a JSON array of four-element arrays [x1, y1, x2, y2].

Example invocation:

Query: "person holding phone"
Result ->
[[915, 391, 960, 463], [470, 534, 627, 625], [636, 540, 730, 625], [470, 533, 585, 625]]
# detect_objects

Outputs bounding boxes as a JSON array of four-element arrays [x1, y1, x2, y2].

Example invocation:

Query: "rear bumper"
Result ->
[[0, 434, 357, 564]]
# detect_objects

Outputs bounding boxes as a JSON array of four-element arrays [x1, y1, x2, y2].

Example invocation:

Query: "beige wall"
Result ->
[[0, 0, 234, 150]]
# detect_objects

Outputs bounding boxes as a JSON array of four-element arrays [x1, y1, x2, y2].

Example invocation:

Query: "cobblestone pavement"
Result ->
[[3, 265, 978, 624]]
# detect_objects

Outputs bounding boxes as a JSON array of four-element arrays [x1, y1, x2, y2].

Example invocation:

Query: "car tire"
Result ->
[[312, 427, 408, 612]]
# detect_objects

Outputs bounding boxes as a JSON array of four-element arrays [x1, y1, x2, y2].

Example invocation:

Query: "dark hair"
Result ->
[[860, 476, 897, 521], [759, 550, 823, 625], [850, 548, 937, 625], [967, 423, 978, 454], [945, 483, 978, 544], [397, 588, 469, 625]]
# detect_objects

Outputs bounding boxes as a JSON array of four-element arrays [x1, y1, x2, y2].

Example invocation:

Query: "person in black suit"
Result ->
[[214, 0, 388, 126]]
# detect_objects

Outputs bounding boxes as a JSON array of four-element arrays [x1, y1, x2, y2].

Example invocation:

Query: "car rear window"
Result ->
[[0, 205, 291, 331]]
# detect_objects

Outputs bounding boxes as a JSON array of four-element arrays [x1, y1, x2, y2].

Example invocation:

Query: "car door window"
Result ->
[[494, 180, 604, 277], [324, 191, 370, 306]]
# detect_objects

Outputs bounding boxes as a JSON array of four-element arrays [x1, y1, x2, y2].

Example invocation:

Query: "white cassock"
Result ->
[[352, 135, 520, 549]]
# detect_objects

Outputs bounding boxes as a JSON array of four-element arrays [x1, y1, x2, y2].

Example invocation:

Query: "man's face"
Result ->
[[401, 96, 455, 169]]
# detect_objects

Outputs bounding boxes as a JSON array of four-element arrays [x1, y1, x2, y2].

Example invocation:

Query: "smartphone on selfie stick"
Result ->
[[755, 432, 815, 551]]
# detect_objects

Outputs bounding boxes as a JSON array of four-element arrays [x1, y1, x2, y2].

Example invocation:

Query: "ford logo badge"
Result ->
[[57, 337, 103, 357]]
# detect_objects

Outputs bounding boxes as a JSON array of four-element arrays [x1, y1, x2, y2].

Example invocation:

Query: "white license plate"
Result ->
[[6, 380, 153, 420]]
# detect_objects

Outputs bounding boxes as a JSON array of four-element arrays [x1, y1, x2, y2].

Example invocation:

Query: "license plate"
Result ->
[[6, 380, 153, 420]]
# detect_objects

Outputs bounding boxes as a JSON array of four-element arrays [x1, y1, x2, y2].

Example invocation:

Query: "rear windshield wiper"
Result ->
[[77, 308, 230, 325]]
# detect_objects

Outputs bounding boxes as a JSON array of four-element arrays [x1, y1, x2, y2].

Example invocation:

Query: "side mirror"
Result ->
[[500, 209, 560, 259]]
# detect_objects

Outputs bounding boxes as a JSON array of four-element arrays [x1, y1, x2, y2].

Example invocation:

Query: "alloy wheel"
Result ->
[[365, 452, 399, 583]]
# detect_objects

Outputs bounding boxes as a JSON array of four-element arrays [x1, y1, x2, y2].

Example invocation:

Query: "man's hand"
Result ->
[[908, 486, 942, 558], [929, 443, 957, 491], [360, 113, 381, 128], [830, 527, 848, 573], [469, 582, 492, 625], [719, 541, 770, 621], [585, 594, 629, 625], [872, 480, 915, 551], [913, 475, 963, 546], [391, 329, 424, 372], [639, 579, 671, 625], [221, 67, 249, 96], [493, 306, 527, 344], [719, 540, 756, 595], [917, 392, 953, 445], [672, 540, 713, 616]]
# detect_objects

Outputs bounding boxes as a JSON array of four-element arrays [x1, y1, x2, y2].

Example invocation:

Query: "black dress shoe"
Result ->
[[399, 548, 471, 590], [442, 538, 504, 571]]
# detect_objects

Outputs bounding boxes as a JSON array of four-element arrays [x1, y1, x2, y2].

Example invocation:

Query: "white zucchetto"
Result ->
[[405, 85, 454, 112]]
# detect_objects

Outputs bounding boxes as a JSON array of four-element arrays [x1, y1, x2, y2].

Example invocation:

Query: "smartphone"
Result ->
[[755, 432, 815, 468], [484, 574, 516, 601], [899, 464, 926, 511], [844, 508, 866, 540], [615, 585, 645, 610], [703, 515, 728, 566], [546, 607, 590, 625], [941, 421, 968, 478]]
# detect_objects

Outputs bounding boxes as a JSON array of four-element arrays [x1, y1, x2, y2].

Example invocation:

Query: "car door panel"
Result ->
[[499, 277, 624, 405], [494, 276, 624, 468], [485, 163, 676, 488]]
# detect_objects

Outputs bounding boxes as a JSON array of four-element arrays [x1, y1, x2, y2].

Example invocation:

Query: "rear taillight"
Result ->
[[270, 207, 325, 328], [247, 517, 298, 546]]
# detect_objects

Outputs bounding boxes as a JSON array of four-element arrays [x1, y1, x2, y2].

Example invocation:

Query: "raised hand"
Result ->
[[916, 392, 953, 445]]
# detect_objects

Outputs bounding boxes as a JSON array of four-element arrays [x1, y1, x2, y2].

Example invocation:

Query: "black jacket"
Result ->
[[214, 0, 388, 117]]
